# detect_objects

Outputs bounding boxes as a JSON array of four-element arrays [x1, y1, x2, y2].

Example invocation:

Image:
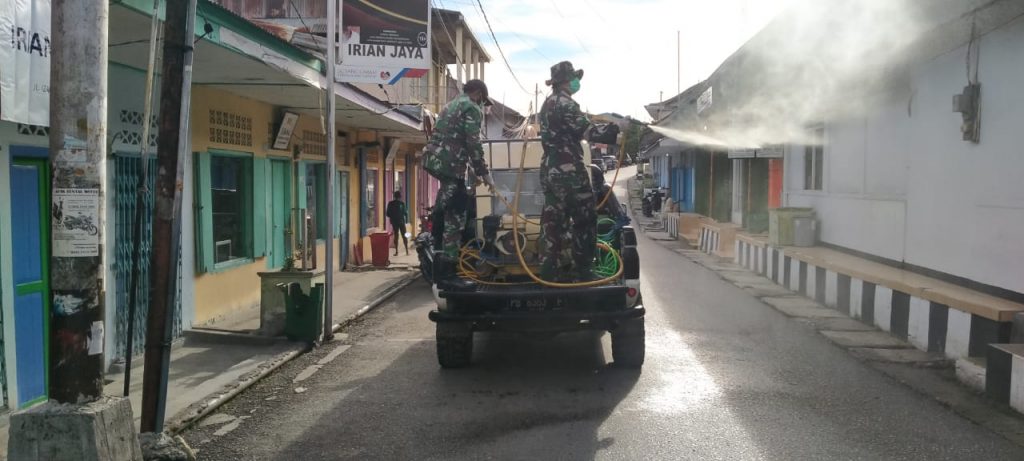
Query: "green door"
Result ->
[[337, 171, 349, 270], [268, 159, 291, 269]]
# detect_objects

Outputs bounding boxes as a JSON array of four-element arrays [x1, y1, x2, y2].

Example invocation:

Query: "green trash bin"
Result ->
[[769, 207, 815, 246], [282, 282, 324, 342]]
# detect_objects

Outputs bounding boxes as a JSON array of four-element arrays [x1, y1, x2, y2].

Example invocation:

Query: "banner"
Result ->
[[0, 0, 50, 125], [336, 0, 430, 85]]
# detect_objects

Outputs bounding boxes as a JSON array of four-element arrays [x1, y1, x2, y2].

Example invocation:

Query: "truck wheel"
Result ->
[[436, 322, 473, 368], [611, 317, 645, 368]]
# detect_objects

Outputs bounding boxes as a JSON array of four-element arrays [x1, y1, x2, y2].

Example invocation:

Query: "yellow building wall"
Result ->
[[190, 86, 364, 325]]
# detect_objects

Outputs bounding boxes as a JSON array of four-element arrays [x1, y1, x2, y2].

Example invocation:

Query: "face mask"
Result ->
[[569, 78, 581, 94]]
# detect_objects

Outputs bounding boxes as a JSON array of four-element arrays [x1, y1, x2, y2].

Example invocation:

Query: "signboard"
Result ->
[[697, 86, 713, 115], [52, 188, 100, 257], [272, 111, 300, 150], [0, 0, 51, 125], [727, 149, 755, 159], [336, 0, 430, 84]]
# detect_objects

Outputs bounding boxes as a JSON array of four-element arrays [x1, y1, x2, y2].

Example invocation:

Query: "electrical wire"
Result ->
[[289, 0, 324, 51], [474, 0, 533, 95], [965, 13, 979, 85], [545, 0, 593, 57]]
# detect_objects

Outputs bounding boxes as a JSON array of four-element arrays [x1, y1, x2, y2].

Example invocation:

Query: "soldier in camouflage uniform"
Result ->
[[539, 61, 598, 282], [421, 79, 495, 290]]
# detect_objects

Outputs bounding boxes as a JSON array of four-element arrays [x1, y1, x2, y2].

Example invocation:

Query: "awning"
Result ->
[[109, 2, 422, 139], [727, 145, 783, 159], [640, 137, 687, 159]]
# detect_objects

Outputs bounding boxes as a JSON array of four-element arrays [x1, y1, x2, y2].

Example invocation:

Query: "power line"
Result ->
[[465, 0, 551, 62], [545, 0, 593, 56], [474, 0, 533, 95], [581, 0, 611, 26]]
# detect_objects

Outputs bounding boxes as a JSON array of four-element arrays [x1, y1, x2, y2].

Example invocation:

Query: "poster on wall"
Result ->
[[52, 188, 100, 257], [336, 0, 430, 85], [0, 0, 51, 125]]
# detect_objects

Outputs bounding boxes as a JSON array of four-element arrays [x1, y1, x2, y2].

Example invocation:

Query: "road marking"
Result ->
[[294, 344, 352, 384], [317, 344, 351, 365], [213, 416, 249, 437]]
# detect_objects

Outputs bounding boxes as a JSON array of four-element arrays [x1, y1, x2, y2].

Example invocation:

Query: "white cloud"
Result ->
[[445, 0, 792, 121]]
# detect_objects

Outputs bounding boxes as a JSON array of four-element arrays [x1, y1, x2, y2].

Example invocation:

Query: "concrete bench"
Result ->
[[698, 221, 739, 258], [987, 344, 1024, 413], [734, 235, 1024, 361]]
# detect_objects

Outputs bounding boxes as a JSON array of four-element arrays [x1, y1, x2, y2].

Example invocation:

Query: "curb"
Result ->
[[166, 271, 421, 435], [329, 272, 421, 334]]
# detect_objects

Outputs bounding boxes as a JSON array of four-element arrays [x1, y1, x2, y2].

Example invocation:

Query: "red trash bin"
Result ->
[[370, 232, 391, 267]]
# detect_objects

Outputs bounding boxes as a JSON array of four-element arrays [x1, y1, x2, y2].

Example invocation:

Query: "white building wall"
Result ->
[[785, 16, 1024, 293], [903, 17, 1024, 293]]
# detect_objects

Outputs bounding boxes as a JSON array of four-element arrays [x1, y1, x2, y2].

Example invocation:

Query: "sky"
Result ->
[[437, 0, 794, 121]]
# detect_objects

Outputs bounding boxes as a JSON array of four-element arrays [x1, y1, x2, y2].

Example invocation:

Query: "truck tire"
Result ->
[[611, 317, 645, 368], [436, 322, 473, 368]]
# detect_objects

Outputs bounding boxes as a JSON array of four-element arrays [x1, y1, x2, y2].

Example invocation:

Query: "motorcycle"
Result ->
[[63, 214, 98, 236], [641, 194, 653, 218], [414, 207, 436, 283]]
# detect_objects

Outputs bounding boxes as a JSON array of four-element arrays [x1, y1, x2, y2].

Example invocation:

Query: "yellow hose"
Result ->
[[596, 130, 629, 210], [509, 139, 623, 288], [458, 125, 629, 288]]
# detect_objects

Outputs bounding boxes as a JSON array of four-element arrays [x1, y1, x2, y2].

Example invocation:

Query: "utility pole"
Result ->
[[141, 0, 198, 433], [534, 83, 539, 118], [48, 0, 108, 404], [9, 0, 141, 457], [324, 0, 338, 341]]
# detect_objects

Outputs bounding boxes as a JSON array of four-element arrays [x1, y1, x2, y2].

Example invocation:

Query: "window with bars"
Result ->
[[803, 127, 824, 191]]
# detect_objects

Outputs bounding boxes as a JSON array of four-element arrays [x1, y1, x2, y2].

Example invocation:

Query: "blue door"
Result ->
[[10, 153, 49, 407]]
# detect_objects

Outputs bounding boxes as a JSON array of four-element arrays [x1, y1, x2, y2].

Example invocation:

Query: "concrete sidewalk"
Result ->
[[0, 267, 419, 460]]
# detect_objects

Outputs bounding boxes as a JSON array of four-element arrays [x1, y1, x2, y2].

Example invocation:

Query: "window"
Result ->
[[804, 127, 824, 191], [211, 155, 253, 264], [194, 151, 266, 273]]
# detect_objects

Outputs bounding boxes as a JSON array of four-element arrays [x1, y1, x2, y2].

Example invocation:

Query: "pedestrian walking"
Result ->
[[538, 61, 598, 282], [386, 191, 409, 256], [419, 79, 495, 290]]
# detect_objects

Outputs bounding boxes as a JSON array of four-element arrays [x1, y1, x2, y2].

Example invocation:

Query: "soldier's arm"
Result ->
[[562, 98, 591, 139], [463, 104, 490, 178]]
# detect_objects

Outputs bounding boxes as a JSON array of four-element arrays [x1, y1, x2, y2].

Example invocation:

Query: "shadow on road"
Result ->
[[276, 328, 640, 460]]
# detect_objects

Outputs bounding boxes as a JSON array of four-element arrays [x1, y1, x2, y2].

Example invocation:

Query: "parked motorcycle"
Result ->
[[414, 207, 436, 283]]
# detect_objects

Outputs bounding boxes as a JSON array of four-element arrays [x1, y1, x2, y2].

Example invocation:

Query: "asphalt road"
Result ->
[[183, 172, 1024, 460]]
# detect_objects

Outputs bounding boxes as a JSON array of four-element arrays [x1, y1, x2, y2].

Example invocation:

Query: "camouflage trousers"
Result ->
[[433, 179, 469, 259], [539, 174, 597, 277]]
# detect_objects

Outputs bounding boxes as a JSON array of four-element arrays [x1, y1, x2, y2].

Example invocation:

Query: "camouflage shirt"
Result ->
[[422, 94, 489, 182], [540, 89, 591, 181]]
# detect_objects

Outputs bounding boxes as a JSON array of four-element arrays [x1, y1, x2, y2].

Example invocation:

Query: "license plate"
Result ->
[[508, 297, 565, 311]]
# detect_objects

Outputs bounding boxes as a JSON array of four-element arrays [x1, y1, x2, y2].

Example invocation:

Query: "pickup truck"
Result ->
[[419, 139, 644, 369]]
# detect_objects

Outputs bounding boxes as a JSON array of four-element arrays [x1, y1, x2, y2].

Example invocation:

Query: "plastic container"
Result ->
[[769, 207, 815, 246], [283, 282, 324, 343], [370, 232, 391, 267], [793, 217, 817, 247]]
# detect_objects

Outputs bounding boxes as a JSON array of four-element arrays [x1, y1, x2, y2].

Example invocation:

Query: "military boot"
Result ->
[[435, 256, 476, 292]]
